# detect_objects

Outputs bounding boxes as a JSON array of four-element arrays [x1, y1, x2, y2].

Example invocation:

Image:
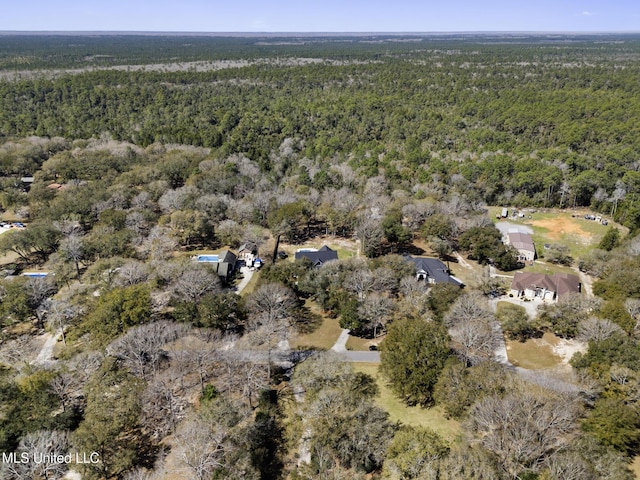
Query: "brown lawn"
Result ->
[[530, 216, 593, 241]]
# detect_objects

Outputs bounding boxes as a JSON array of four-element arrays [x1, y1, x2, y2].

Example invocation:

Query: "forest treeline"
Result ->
[[1, 35, 640, 229]]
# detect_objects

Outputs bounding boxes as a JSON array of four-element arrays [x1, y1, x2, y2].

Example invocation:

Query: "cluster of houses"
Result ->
[[500, 228, 581, 302], [293, 246, 464, 287], [194, 238, 580, 304]]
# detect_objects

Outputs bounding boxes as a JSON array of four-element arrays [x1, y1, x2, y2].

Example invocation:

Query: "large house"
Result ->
[[506, 231, 536, 263], [404, 255, 464, 287], [294, 245, 338, 268], [510, 271, 581, 301]]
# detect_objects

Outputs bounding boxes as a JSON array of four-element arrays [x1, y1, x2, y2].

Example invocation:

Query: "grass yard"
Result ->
[[352, 363, 461, 442], [631, 456, 640, 479], [278, 236, 359, 262], [505, 332, 564, 370], [0, 250, 20, 266], [346, 333, 384, 351], [523, 261, 577, 276], [175, 246, 234, 258], [289, 299, 342, 350]]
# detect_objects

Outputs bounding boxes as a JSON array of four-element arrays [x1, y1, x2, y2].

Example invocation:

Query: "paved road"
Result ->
[[341, 351, 380, 363]]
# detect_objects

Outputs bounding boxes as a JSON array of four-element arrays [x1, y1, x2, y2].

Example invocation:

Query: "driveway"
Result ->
[[489, 295, 543, 319], [234, 266, 254, 293]]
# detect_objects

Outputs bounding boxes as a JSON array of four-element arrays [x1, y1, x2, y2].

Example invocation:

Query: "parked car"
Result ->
[[368, 345, 378, 351]]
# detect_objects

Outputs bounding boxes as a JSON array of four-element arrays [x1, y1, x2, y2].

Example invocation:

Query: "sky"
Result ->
[[1, 0, 639, 33]]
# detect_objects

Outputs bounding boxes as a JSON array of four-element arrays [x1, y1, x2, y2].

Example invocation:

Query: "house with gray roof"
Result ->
[[404, 255, 464, 287], [196, 250, 237, 283], [294, 245, 338, 268]]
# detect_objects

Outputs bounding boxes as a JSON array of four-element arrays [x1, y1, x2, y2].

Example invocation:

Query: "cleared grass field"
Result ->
[[489, 206, 627, 260], [353, 363, 461, 442], [278, 237, 359, 262], [506, 332, 564, 370], [289, 299, 342, 350]]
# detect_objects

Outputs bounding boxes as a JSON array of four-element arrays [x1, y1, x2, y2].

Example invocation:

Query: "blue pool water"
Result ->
[[197, 255, 219, 262]]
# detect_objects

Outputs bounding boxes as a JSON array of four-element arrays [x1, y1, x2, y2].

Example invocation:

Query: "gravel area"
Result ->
[[495, 221, 534, 236]]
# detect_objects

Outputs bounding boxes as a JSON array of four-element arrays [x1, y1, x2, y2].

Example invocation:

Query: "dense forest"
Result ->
[[0, 34, 639, 480], [1, 34, 640, 227]]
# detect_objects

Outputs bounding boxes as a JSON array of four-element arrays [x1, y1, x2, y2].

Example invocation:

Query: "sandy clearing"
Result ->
[[552, 337, 587, 365], [530, 216, 593, 241]]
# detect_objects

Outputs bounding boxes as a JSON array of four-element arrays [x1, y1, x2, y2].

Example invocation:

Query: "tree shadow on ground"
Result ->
[[291, 305, 323, 335]]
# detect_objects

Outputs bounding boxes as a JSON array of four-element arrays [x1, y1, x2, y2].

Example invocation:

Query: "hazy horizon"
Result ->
[[2, 1, 639, 33]]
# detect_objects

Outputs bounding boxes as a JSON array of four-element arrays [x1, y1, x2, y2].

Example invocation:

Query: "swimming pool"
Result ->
[[197, 255, 219, 262]]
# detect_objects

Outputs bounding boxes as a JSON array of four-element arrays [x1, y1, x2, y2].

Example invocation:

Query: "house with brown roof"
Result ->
[[510, 271, 581, 301], [506, 232, 536, 263]]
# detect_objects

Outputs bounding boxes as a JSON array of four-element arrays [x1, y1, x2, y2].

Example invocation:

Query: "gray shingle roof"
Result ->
[[294, 245, 338, 267], [404, 255, 463, 286]]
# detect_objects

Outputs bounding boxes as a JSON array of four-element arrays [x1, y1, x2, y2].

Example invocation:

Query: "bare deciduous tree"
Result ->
[[358, 293, 394, 338], [171, 265, 221, 303], [125, 211, 150, 243], [356, 214, 383, 257], [141, 372, 189, 441], [143, 226, 179, 260], [577, 317, 625, 342], [544, 452, 595, 480], [26, 276, 57, 328], [467, 390, 581, 478], [172, 418, 226, 480], [247, 283, 297, 325], [50, 371, 80, 413], [4, 430, 69, 480], [115, 260, 149, 287], [345, 268, 375, 302], [445, 292, 499, 365], [106, 321, 189, 379], [59, 234, 84, 277]]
